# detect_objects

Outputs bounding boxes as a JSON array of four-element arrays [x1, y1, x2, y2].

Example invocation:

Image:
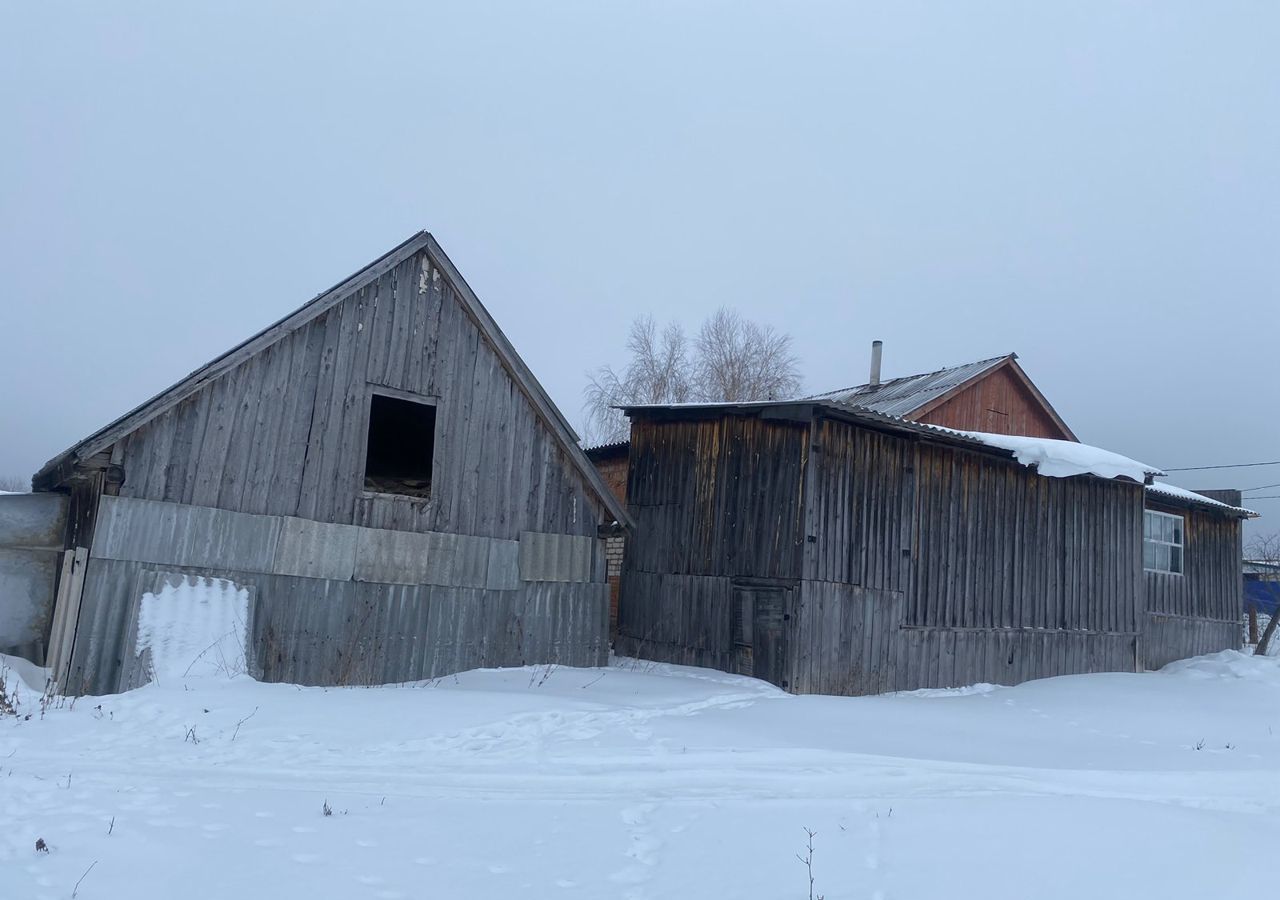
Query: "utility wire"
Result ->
[[1163, 460, 1280, 472], [1241, 482, 1280, 494]]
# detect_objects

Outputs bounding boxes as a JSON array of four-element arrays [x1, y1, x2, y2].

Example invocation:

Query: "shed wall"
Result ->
[[616, 416, 807, 669], [790, 423, 1143, 695], [1141, 502, 1243, 669], [112, 248, 605, 541], [64, 496, 608, 695], [620, 412, 1149, 697], [625, 416, 807, 580]]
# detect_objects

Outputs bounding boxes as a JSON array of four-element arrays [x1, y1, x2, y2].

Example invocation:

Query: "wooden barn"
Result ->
[[615, 399, 1253, 694], [8, 231, 630, 695]]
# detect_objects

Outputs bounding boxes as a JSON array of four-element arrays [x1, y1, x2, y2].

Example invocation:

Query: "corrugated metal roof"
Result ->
[[1145, 482, 1258, 518], [807, 355, 1012, 418]]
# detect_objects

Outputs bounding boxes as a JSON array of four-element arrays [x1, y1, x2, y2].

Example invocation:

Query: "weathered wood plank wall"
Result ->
[[790, 423, 1144, 694], [803, 420, 912, 593], [113, 250, 605, 541], [908, 444, 1144, 634], [620, 409, 1163, 696], [625, 416, 808, 580], [1142, 502, 1243, 669], [616, 415, 807, 669]]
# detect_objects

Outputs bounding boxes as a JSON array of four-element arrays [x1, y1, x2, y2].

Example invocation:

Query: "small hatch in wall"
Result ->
[[364, 391, 437, 499]]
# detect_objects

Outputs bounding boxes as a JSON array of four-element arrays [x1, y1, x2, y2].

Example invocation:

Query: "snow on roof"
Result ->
[[1145, 481, 1258, 517], [954, 431, 1162, 482]]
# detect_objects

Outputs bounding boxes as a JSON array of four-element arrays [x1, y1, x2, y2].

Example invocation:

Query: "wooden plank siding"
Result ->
[[40, 238, 624, 694], [908, 444, 1144, 634], [625, 415, 808, 580], [915, 365, 1069, 439], [112, 250, 606, 542], [616, 414, 807, 672], [789, 421, 1144, 695], [618, 407, 1182, 697], [1141, 502, 1243, 669]]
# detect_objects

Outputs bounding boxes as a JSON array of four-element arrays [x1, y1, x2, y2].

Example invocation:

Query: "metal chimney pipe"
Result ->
[[869, 340, 883, 387]]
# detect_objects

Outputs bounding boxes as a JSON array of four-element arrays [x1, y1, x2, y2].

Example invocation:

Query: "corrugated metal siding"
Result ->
[[65, 557, 609, 695], [518, 532, 596, 583], [66, 495, 609, 694], [91, 496, 593, 588]]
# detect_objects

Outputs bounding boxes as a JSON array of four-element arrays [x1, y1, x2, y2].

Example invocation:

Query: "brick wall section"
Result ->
[[586, 450, 630, 638], [594, 456, 628, 507]]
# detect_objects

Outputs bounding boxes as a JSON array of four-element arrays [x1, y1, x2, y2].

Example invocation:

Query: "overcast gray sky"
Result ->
[[2, 2, 1277, 530]]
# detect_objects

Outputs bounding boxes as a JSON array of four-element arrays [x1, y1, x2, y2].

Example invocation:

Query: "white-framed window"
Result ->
[[1144, 509, 1185, 575]]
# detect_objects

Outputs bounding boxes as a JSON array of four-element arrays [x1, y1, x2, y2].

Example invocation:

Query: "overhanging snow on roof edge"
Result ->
[[952, 430, 1161, 483], [1145, 482, 1258, 518]]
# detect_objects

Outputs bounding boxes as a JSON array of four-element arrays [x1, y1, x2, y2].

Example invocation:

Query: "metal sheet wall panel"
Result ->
[[519, 532, 596, 582], [90, 496, 573, 592], [352, 528, 489, 588], [274, 517, 361, 581], [0, 492, 68, 549], [486, 539, 520, 590], [92, 496, 281, 573], [66, 557, 610, 695], [0, 547, 60, 659]]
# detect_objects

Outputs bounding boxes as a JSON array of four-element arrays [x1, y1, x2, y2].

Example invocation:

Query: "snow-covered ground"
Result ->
[[3, 651, 1279, 900]]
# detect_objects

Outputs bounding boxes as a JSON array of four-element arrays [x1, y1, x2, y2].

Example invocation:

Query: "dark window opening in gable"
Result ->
[[364, 393, 436, 499]]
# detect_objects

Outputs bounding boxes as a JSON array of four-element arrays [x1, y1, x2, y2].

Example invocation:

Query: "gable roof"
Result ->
[[34, 231, 632, 529], [807, 353, 1078, 441]]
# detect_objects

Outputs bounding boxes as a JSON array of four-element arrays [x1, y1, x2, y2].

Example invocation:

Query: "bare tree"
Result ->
[[583, 316, 693, 444], [582, 309, 802, 445], [695, 307, 801, 403], [1248, 532, 1280, 656], [0, 475, 28, 493]]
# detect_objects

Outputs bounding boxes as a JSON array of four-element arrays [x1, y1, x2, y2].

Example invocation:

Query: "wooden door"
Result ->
[[731, 582, 791, 690]]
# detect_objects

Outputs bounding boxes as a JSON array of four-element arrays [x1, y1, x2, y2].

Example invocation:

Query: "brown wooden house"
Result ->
[[808, 347, 1076, 440]]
